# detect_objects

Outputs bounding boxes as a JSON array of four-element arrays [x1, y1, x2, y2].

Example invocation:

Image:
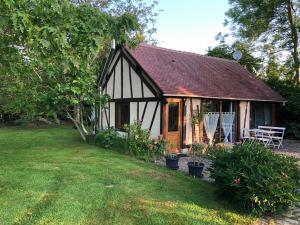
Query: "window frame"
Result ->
[[250, 102, 273, 128], [115, 101, 130, 130], [168, 102, 179, 132]]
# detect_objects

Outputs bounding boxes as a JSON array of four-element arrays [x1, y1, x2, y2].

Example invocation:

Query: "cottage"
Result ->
[[98, 43, 285, 152]]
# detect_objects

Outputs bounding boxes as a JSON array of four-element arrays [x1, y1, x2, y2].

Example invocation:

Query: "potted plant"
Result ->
[[188, 143, 205, 177], [164, 142, 179, 170]]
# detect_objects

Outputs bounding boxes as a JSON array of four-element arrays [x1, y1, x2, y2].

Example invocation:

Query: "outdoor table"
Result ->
[[249, 129, 276, 147]]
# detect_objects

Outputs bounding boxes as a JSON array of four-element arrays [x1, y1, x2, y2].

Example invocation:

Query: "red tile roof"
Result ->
[[126, 43, 285, 102]]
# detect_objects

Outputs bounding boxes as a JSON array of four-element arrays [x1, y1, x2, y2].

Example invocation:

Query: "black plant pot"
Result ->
[[188, 162, 204, 178], [165, 156, 179, 170]]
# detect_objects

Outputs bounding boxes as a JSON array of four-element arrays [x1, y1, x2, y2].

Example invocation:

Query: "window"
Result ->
[[168, 102, 179, 131], [115, 102, 130, 129], [202, 100, 220, 112], [222, 101, 236, 113], [250, 102, 272, 128]]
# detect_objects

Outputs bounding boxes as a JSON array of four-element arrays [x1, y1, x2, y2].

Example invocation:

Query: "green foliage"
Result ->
[[225, 0, 300, 83], [125, 121, 165, 161], [125, 121, 151, 160], [71, 0, 160, 43], [95, 124, 167, 159], [96, 127, 119, 148], [190, 111, 204, 125], [265, 77, 300, 139], [288, 122, 300, 139], [0, 0, 140, 127], [208, 144, 300, 215], [190, 143, 205, 164], [95, 127, 128, 151], [151, 138, 168, 157], [191, 143, 205, 155], [0, 127, 256, 224], [206, 42, 262, 74]]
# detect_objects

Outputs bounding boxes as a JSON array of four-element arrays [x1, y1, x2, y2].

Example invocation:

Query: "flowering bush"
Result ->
[[207, 143, 300, 215]]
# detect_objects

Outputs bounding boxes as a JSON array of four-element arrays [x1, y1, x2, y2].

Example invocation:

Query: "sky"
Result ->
[[152, 0, 230, 54]]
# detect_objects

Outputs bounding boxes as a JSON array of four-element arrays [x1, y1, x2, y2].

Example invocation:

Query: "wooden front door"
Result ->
[[163, 98, 182, 153]]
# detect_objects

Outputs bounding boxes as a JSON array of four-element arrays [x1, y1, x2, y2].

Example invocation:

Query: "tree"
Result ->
[[206, 42, 262, 74], [225, 0, 300, 84], [0, 0, 141, 140], [71, 0, 160, 43]]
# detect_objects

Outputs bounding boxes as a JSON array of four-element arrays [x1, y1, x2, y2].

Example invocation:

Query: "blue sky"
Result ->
[[152, 0, 230, 54]]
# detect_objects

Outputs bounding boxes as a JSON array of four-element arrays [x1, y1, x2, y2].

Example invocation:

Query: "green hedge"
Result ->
[[265, 78, 300, 139]]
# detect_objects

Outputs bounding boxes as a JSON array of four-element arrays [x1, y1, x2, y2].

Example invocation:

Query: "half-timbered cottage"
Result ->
[[98, 43, 285, 152]]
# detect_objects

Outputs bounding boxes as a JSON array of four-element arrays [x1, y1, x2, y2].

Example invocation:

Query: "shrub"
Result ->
[[207, 143, 300, 215], [95, 127, 127, 150], [126, 121, 166, 161], [151, 138, 168, 158], [265, 78, 300, 139], [96, 127, 118, 148], [286, 122, 300, 140]]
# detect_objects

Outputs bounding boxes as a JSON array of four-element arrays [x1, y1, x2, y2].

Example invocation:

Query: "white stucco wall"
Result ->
[[151, 104, 161, 138], [123, 59, 131, 98], [131, 69, 142, 98], [108, 51, 120, 72], [114, 60, 121, 99], [109, 102, 115, 127], [143, 83, 154, 97], [130, 102, 138, 123], [101, 54, 161, 139]]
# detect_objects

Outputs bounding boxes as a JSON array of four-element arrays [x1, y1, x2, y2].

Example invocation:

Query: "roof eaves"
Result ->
[[162, 93, 287, 103]]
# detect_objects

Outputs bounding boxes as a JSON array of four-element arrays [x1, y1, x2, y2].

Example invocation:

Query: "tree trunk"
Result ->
[[66, 110, 87, 141], [287, 0, 300, 85], [74, 104, 81, 122]]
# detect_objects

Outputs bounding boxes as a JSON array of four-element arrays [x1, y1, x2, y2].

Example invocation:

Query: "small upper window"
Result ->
[[115, 102, 130, 129]]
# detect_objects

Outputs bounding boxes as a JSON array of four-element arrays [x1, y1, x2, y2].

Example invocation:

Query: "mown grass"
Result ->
[[0, 127, 256, 225]]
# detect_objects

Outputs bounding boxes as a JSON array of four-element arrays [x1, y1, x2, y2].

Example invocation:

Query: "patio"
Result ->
[[275, 139, 300, 165]]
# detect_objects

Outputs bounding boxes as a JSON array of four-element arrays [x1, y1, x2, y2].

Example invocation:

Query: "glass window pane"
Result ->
[[120, 103, 130, 125], [116, 102, 130, 129], [202, 100, 219, 112], [264, 103, 272, 126], [168, 102, 179, 132], [251, 102, 272, 128]]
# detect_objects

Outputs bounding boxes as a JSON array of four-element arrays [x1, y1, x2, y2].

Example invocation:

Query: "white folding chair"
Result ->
[[241, 128, 256, 144]]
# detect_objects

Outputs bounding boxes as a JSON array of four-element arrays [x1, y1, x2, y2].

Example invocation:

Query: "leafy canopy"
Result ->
[[206, 42, 261, 74], [225, 0, 300, 83], [0, 0, 140, 121]]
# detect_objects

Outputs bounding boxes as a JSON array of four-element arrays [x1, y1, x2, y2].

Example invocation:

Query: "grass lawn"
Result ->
[[0, 127, 256, 225]]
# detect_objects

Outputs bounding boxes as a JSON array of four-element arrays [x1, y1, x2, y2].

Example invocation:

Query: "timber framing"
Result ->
[[149, 101, 159, 131], [99, 46, 162, 98], [141, 101, 148, 122], [97, 44, 284, 151], [111, 97, 160, 102]]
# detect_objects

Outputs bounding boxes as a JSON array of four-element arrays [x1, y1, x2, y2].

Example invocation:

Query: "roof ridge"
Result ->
[[139, 43, 237, 63]]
